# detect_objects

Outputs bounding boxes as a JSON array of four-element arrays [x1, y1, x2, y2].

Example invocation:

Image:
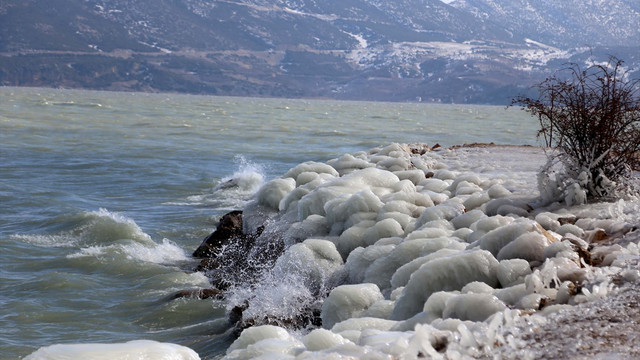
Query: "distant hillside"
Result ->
[[1, 0, 638, 104], [450, 0, 640, 48]]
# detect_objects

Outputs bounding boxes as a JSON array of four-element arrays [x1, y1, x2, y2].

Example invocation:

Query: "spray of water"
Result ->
[[214, 156, 265, 196]]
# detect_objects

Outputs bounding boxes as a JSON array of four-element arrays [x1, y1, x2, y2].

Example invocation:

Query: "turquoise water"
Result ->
[[0, 87, 538, 359]]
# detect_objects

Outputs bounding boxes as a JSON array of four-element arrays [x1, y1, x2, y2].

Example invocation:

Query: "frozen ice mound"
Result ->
[[226, 143, 640, 359], [391, 249, 500, 320], [225, 325, 304, 359], [321, 283, 384, 329], [25, 340, 200, 360]]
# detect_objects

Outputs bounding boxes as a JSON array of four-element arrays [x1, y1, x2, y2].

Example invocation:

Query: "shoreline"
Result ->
[[18, 142, 640, 359], [191, 143, 640, 359]]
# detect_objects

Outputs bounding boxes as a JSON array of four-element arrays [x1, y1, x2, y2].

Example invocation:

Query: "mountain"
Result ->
[[450, 0, 640, 48], [1, 0, 638, 104]]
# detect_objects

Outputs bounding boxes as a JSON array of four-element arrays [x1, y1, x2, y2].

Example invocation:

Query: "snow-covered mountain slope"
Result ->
[[450, 0, 640, 48], [0, 0, 638, 103]]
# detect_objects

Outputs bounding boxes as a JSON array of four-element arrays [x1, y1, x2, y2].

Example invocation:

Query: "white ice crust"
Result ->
[[227, 143, 640, 359], [25, 340, 201, 360]]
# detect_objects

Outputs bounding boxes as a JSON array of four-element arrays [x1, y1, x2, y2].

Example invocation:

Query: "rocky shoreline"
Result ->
[[177, 143, 640, 358]]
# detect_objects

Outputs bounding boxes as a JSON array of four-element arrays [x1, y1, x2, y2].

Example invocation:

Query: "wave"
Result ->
[[12, 208, 191, 267], [310, 130, 348, 137], [11, 208, 152, 248], [166, 156, 265, 211], [67, 238, 189, 265], [40, 100, 103, 108]]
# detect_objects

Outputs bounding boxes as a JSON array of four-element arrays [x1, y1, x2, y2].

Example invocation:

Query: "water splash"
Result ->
[[223, 237, 345, 330], [210, 156, 266, 210], [164, 156, 265, 210], [214, 156, 265, 195]]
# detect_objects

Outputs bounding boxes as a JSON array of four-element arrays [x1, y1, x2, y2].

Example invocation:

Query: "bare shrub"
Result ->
[[513, 57, 640, 205]]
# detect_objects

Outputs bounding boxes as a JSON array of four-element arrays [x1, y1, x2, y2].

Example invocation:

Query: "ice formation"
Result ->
[[24, 340, 200, 360], [224, 143, 640, 359]]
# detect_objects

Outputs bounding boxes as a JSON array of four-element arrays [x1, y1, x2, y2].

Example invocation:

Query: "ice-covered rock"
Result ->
[[217, 143, 640, 360], [496, 231, 551, 262], [362, 238, 435, 291], [327, 153, 375, 176], [361, 299, 395, 319], [390, 246, 464, 289], [497, 259, 532, 287], [256, 178, 296, 210], [414, 200, 465, 228], [226, 325, 304, 359], [272, 239, 343, 294], [391, 250, 500, 320], [321, 283, 384, 329], [331, 317, 397, 333], [442, 293, 507, 321], [461, 281, 495, 294], [451, 209, 487, 229], [302, 328, 352, 351], [494, 283, 529, 306], [282, 215, 330, 246], [283, 161, 340, 181], [345, 244, 395, 284], [423, 290, 460, 322], [476, 219, 539, 256], [24, 340, 201, 360]]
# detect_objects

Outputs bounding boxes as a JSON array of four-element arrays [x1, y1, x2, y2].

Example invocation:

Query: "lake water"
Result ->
[[0, 87, 539, 359]]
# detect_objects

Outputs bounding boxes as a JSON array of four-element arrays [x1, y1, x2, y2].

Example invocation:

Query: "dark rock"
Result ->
[[432, 333, 449, 352], [408, 143, 431, 155], [193, 210, 244, 258], [558, 216, 577, 225], [575, 245, 594, 267], [231, 306, 322, 334], [206, 270, 235, 291], [194, 257, 221, 272], [168, 288, 223, 301], [191, 210, 310, 336], [229, 302, 248, 325], [199, 288, 224, 299]]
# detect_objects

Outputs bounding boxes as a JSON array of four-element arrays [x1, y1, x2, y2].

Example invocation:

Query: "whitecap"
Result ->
[[67, 238, 189, 265], [11, 208, 152, 248]]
